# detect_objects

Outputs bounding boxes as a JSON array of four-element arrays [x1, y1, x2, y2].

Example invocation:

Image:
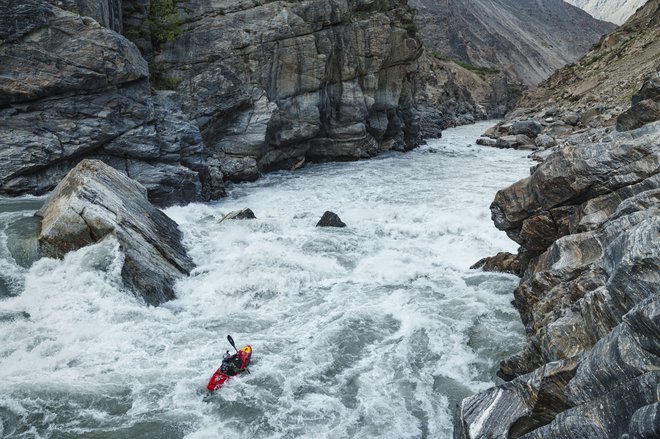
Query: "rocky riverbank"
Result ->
[[454, 3, 660, 435], [456, 118, 659, 438]]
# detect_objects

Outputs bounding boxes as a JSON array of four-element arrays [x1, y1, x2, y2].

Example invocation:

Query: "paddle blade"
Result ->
[[227, 334, 237, 351]]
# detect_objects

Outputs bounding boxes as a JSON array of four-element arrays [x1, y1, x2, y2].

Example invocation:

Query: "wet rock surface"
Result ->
[[316, 211, 346, 228], [36, 159, 194, 306], [455, 121, 660, 438]]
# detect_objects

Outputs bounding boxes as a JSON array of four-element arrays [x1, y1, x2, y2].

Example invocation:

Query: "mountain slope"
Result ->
[[411, 0, 616, 86], [519, 0, 660, 115], [565, 0, 649, 24]]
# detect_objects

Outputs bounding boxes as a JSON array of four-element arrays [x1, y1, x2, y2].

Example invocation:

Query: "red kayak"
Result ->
[[207, 345, 252, 391]]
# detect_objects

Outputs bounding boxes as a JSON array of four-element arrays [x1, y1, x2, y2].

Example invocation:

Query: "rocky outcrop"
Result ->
[[454, 122, 660, 438], [221, 208, 257, 222], [470, 252, 520, 276], [616, 72, 660, 132], [0, 0, 224, 205], [410, 0, 614, 87], [565, 0, 649, 25], [37, 159, 194, 306], [1, 0, 421, 205]]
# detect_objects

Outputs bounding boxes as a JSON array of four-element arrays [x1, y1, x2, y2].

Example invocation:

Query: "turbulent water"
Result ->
[[0, 122, 532, 439]]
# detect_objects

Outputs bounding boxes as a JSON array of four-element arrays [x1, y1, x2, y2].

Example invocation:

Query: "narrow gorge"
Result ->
[[0, 0, 658, 438]]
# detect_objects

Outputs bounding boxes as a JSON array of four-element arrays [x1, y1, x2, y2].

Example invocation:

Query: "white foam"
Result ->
[[0, 122, 531, 438]]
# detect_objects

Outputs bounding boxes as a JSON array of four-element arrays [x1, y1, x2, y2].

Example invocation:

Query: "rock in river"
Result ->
[[37, 160, 194, 306]]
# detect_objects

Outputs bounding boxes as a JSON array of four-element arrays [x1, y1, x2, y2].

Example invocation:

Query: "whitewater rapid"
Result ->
[[0, 122, 532, 438]]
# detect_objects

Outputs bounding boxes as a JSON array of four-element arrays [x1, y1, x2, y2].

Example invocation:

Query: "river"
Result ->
[[0, 122, 532, 438]]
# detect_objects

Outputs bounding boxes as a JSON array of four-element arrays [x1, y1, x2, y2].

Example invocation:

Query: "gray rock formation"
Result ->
[[37, 159, 195, 306], [454, 122, 660, 438], [221, 208, 257, 222], [416, 50, 519, 137], [0, 0, 422, 204], [617, 72, 660, 132], [410, 0, 615, 87], [151, 0, 422, 178], [0, 0, 224, 206]]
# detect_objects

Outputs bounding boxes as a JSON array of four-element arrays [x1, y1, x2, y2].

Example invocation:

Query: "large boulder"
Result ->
[[616, 72, 660, 132], [37, 160, 194, 306]]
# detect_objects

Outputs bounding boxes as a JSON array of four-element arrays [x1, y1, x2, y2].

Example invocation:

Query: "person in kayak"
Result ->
[[220, 350, 242, 376]]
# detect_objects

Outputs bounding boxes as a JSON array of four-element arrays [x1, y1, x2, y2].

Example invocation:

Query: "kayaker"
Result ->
[[220, 351, 242, 376]]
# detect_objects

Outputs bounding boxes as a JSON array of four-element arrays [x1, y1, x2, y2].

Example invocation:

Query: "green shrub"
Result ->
[[148, 0, 184, 48]]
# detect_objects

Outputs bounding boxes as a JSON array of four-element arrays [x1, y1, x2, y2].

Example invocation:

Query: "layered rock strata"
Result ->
[[37, 159, 194, 306], [0, 0, 224, 205], [0, 0, 422, 204], [456, 122, 660, 438], [152, 0, 422, 178]]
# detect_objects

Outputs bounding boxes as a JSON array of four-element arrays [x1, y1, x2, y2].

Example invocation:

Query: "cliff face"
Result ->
[[565, 0, 649, 25], [0, 0, 422, 203], [416, 51, 519, 137], [456, 120, 660, 439], [410, 0, 615, 87], [153, 0, 422, 178], [455, 2, 660, 436]]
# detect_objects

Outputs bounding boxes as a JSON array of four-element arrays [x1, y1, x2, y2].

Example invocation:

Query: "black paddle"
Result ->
[[227, 334, 250, 374]]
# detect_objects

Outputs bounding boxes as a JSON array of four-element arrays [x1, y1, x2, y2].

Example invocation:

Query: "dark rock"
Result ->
[[534, 134, 557, 149], [616, 72, 660, 132], [470, 252, 521, 276], [495, 135, 534, 149], [545, 123, 575, 138], [221, 208, 256, 221], [316, 211, 346, 228], [36, 160, 194, 306], [512, 120, 543, 138], [561, 112, 581, 126], [0, 1, 225, 206]]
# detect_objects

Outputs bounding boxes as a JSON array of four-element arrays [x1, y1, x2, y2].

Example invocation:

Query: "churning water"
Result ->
[[0, 122, 532, 438]]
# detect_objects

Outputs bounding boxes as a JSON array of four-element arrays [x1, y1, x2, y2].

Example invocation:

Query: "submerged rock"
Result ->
[[316, 211, 347, 228], [37, 160, 194, 306], [221, 208, 257, 222]]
